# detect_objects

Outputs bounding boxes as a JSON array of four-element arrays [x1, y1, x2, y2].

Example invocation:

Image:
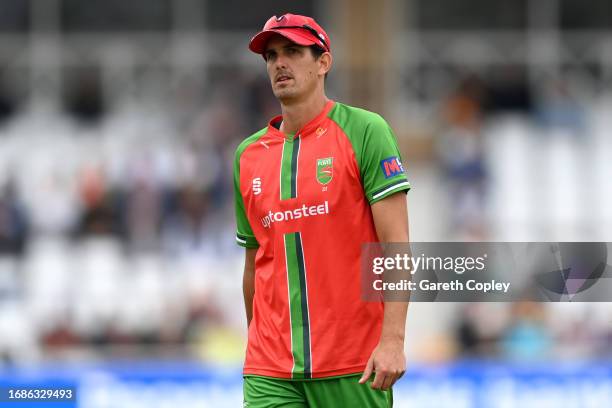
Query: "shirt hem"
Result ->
[[243, 365, 366, 380]]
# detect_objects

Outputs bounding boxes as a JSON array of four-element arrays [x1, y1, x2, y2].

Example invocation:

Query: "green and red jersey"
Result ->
[[234, 100, 410, 379]]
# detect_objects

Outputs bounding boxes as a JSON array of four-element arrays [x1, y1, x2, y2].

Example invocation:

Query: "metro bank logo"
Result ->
[[380, 156, 405, 178]]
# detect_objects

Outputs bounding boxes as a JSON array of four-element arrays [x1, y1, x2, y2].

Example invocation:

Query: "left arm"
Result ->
[[359, 192, 409, 390]]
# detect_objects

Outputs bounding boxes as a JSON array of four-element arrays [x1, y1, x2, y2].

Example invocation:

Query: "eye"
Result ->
[[264, 51, 276, 62]]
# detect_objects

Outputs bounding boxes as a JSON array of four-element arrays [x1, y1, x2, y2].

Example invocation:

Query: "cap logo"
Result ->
[[275, 15, 285, 22]]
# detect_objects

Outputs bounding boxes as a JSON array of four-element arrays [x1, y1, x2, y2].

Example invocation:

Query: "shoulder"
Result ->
[[329, 102, 386, 125], [328, 102, 388, 131], [235, 127, 268, 161]]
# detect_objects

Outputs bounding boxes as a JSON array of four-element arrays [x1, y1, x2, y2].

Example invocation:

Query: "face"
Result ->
[[263, 35, 329, 102]]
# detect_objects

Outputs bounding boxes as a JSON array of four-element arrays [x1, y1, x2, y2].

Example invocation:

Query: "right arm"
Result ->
[[243, 248, 257, 328], [234, 137, 261, 329]]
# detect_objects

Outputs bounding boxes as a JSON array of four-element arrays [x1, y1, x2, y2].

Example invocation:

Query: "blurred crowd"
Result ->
[[454, 301, 612, 362]]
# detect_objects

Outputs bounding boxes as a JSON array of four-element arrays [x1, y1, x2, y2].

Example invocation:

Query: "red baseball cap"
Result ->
[[249, 14, 331, 55]]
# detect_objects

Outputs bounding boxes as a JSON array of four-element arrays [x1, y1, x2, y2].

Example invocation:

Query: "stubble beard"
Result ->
[[272, 83, 300, 103]]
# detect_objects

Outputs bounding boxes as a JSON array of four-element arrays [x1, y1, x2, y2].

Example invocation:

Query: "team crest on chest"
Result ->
[[316, 157, 333, 185]]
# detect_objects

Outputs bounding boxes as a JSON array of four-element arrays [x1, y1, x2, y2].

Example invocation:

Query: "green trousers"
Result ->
[[243, 374, 393, 407]]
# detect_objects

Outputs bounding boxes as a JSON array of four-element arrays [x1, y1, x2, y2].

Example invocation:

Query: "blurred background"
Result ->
[[0, 0, 611, 406]]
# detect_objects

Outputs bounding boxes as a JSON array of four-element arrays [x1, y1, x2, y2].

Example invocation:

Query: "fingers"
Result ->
[[358, 356, 374, 384], [380, 374, 394, 391], [370, 369, 385, 389], [370, 369, 404, 390]]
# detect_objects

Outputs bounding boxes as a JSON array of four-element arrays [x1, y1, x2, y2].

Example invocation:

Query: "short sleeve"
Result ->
[[234, 146, 259, 249], [360, 115, 411, 204]]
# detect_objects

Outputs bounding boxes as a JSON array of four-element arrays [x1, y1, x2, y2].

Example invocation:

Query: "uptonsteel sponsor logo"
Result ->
[[261, 201, 329, 228]]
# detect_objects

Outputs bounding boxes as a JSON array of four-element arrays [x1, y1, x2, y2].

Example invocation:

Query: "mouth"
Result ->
[[276, 74, 293, 84]]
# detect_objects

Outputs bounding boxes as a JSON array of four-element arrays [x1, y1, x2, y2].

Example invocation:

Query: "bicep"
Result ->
[[371, 192, 409, 243]]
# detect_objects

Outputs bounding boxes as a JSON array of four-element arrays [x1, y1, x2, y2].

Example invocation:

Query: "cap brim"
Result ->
[[249, 28, 322, 54]]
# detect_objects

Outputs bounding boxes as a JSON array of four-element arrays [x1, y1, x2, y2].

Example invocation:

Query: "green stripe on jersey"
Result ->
[[280, 135, 300, 200], [284, 232, 312, 379]]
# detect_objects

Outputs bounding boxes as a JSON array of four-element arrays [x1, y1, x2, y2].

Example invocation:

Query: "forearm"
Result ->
[[379, 245, 410, 344], [243, 271, 255, 327], [371, 193, 410, 344], [381, 301, 408, 343]]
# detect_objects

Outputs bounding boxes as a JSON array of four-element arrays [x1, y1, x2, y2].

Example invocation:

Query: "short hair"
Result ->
[[310, 45, 325, 59], [309, 45, 329, 79]]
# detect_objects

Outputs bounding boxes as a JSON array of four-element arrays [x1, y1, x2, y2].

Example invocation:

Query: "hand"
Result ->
[[358, 337, 406, 390]]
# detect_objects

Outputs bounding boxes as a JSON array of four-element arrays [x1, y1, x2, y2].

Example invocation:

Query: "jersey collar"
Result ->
[[268, 100, 335, 139]]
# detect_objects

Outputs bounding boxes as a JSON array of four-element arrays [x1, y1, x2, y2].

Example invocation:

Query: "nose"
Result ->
[[272, 53, 288, 70]]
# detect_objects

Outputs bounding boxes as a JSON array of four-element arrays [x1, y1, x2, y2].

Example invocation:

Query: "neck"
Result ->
[[279, 91, 329, 135]]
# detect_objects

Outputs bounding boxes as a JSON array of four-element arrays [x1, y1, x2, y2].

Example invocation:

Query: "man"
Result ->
[[234, 13, 410, 407]]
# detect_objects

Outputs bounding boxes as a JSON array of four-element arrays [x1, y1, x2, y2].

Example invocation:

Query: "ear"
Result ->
[[318, 52, 332, 77]]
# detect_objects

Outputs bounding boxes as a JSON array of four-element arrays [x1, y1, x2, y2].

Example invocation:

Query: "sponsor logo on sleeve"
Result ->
[[380, 156, 404, 178]]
